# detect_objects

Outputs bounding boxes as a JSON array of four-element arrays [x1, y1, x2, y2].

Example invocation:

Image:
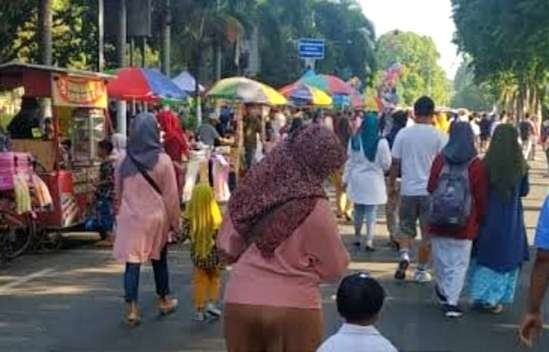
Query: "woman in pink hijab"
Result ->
[[218, 125, 350, 352]]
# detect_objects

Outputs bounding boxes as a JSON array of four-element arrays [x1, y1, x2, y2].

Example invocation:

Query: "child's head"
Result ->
[[337, 273, 386, 325]]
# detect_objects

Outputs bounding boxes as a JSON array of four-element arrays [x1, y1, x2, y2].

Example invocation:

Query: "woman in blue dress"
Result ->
[[468, 124, 529, 313]]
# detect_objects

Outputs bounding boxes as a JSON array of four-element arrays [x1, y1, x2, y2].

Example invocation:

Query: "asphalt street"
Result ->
[[0, 156, 548, 352]]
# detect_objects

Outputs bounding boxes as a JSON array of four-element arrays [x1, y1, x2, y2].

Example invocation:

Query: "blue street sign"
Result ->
[[298, 38, 325, 60]]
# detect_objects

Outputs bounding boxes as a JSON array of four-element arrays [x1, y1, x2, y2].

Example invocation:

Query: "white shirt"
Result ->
[[344, 139, 392, 205], [317, 324, 398, 352], [392, 124, 447, 196], [470, 121, 481, 137]]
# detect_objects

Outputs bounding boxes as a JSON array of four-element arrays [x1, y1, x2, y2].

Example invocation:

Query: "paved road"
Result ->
[[0, 157, 548, 352]]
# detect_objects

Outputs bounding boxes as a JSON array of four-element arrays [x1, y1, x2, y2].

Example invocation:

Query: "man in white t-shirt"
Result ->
[[389, 96, 448, 283]]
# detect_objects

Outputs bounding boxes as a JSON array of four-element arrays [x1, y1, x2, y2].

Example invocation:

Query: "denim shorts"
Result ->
[[396, 195, 431, 241]]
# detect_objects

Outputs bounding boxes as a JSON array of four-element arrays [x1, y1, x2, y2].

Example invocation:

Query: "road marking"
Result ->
[[0, 268, 54, 294]]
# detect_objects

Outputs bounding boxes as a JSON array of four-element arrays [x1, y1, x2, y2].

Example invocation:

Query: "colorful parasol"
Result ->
[[279, 83, 332, 106], [207, 77, 287, 105], [298, 70, 354, 96], [107, 67, 187, 101]]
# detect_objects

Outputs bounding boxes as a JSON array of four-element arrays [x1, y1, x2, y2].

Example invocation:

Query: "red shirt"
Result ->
[[427, 154, 488, 240]]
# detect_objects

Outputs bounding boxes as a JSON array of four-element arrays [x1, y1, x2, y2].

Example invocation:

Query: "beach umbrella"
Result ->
[[279, 83, 332, 106], [172, 71, 205, 94], [107, 67, 188, 101], [298, 70, 354, 96], [207, 77, 287, 105]]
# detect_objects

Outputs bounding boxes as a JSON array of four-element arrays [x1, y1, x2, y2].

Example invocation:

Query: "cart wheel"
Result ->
[[0, 210, 34, 260]]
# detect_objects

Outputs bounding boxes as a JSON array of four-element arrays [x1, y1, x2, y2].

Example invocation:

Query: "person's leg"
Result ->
[[193, 268, 208, 312], [207, 270, 221, 304], [444, 239, 473, 306], [152, 246, 178, 315], [417, 196, 432, 272], [395, 196, 417, 280], [385, 178, 397, 240], [364, 204, 378, 250], [545, 147, 549, 176], [353, 204, 366, 246], [431, 237, 448, 303], [152, 246, 170, 298], [124, 262, 141, 325], [124, 263, 141, 303]]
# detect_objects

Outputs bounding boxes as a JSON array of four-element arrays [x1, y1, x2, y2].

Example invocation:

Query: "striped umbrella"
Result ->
[[107, 67, 187, 101], [279, 83, 332, 106], [207, 77, 287, 105], [298, 70, 354, 96]]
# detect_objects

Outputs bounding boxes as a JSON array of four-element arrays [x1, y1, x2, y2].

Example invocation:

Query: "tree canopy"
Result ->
[[452, 0, 549, 116]]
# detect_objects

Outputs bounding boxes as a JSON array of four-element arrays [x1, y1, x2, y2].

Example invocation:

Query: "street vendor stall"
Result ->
[[187, 77, 287, 201], [0, 62, 113, 230]]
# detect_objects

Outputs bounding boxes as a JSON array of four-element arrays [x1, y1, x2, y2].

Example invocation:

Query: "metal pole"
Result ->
[[161, 0, 171, 76], [116, 0, 127, 135], [39, 0, 53, 66], [97, 0, 104, 72]]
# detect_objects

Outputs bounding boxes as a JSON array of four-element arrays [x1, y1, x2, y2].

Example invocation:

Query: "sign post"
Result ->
[[298, 38, 325, 70]]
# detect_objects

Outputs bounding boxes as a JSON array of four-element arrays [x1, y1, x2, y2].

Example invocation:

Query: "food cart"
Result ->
[[0, 62, 112, 232]]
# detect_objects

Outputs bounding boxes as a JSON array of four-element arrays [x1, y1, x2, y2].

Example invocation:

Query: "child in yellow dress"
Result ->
[[183, 183, 224, 322]]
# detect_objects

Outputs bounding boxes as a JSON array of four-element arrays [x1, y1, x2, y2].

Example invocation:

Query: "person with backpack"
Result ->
[[519, 113, 535, 160], [467, 124, 530, 314], [427, 122, 488, 318]]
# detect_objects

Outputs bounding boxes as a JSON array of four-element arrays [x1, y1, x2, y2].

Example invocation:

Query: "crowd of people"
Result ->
[[87, 94, 549, 351]]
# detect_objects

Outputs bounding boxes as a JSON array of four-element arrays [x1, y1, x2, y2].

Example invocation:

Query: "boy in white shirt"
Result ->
[[318, 273, 398, 352]]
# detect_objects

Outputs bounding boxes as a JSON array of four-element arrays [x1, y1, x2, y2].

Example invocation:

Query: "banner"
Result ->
[[52, 75, 108, 109]]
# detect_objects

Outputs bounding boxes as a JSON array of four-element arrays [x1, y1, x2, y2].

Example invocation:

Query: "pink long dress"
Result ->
[[113, 153, 180, 263]]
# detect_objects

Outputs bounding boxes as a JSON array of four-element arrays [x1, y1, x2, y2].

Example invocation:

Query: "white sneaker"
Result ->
[[193, 311, 207, 322], [414, 270, 432, 283], [206, 303, 222, 318]]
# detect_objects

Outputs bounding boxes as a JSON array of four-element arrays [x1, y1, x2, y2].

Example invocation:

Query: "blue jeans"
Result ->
[[124, 246, 170, 303], [354, 204, 378, 242]]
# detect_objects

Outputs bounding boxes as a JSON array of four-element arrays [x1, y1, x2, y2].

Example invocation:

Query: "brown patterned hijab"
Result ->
[[229, 124, 346, 258]]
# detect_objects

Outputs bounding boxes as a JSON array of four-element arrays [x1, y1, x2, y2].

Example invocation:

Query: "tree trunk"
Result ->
[[39, 0, 53, 65], [160, 0, 171, 76], [116, 0, 127, 67]]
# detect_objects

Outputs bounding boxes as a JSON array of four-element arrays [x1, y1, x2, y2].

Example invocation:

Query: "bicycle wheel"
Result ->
[[0, 210, 34, 259]]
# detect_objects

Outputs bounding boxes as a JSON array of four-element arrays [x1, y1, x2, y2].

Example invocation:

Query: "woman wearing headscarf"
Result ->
[[157, 108, 190, 197], [427, 122, 488, 318], [343, 113, 392, 251], [218, 125, 350, 352], [468, 124, 530, 314], [113, 113, 180, 326]]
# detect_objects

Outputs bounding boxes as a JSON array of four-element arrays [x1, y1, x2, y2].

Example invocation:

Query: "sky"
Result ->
[[358, 0, 461, 79]]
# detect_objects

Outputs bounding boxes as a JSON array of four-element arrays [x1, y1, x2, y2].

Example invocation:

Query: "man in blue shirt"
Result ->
[[519, 195, 549, 347]]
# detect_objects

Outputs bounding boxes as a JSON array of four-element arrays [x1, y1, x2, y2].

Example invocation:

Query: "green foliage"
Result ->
[[451, 58, 495, 111], [452, 0, 549, 114], [376, 31, 449, 106]]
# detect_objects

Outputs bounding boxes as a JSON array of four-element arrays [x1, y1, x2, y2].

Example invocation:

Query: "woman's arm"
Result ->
[[217, 213, 246, 264], [377, 139, 392, 172], [304, 200, 350, 282], [160, 155, 181, 231]]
